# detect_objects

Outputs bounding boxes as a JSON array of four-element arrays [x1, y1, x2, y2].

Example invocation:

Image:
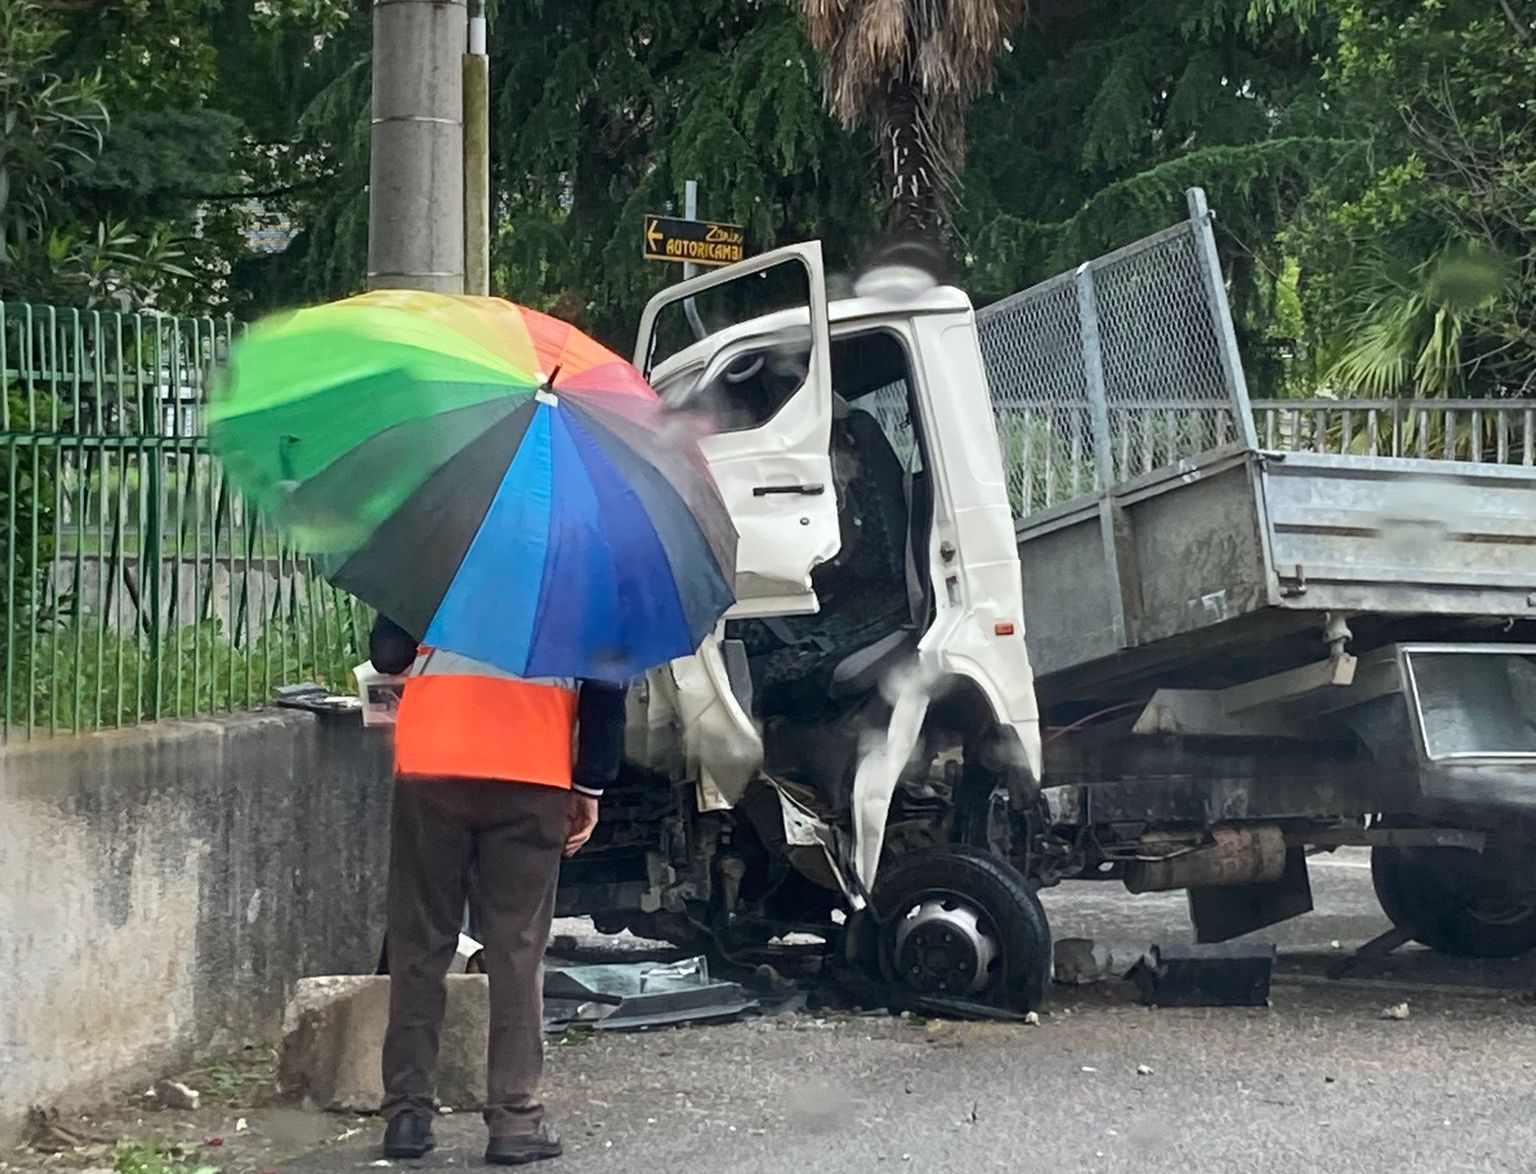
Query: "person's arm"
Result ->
[[571, 679, 628, 798], [564, 680, 627, 855], [369, 614, 418, 675]]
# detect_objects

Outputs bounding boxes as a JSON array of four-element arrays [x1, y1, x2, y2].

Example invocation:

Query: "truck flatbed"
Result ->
[[1016, 445, 1536, 699]]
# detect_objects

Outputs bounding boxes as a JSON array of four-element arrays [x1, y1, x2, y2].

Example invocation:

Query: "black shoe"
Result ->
[[383, 1112, 436, 1160], [484, 1125, 563, 1166]]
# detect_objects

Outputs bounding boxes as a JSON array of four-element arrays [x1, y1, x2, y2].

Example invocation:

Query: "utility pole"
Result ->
[[368, 0, 466, 293], [463, 1, 490, 296]]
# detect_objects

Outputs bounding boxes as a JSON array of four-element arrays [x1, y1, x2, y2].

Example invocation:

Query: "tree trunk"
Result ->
[[879, 77, 943, 242]]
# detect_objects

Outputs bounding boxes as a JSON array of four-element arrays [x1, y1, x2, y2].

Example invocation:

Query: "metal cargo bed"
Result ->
[[1015, 444, 1536, 691], [979, 188, 1536, 704]]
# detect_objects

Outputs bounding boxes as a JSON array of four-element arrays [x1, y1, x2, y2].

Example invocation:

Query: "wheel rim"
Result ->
[[889, 892, 1000, 997]]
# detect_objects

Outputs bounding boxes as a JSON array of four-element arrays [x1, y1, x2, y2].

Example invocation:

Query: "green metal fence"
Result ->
[[1, 302, 370, 740]]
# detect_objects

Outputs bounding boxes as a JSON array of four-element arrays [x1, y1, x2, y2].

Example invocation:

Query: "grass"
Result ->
[[3, 616, 366, 734], [113, 1142, 220, 1174], [557, 1024, 595, 1047], [181, 1046, 279, 1107]]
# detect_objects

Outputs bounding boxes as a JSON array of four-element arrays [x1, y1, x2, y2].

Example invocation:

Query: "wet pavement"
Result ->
[[18, 850, 1536, 1174]]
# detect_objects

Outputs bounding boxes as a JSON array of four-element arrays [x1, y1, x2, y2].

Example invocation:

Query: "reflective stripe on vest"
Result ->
[[393, 647, 578, 787]]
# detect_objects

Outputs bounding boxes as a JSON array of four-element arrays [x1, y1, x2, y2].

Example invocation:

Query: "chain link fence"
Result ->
[[1, 303, 368, 740], [979, 188, 1257, 516]]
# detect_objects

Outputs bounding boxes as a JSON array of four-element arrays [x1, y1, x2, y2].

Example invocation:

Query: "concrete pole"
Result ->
[[463, 3, 491, 296], [368, 0, 466, 293]]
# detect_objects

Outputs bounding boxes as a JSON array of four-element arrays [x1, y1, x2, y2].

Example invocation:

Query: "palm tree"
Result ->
[[801, 0, 1026, 245]]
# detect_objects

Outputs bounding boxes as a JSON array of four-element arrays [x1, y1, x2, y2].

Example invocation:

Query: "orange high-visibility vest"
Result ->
[[393, 647, 578, 788]]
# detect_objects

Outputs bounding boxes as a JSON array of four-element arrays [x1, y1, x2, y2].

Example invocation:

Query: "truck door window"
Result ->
[[663, 340, 812, 433], [645, 258, 817, 434]]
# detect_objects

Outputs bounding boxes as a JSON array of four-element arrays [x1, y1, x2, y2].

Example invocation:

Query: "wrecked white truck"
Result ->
[[557, 188, 1536, 1014]]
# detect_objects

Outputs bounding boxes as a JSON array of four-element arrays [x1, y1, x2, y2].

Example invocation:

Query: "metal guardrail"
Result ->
[[1, 303, 368, 740], [980, 188, 1258, 516]]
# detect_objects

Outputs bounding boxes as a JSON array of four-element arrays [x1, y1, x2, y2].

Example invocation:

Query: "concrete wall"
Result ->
[[0, 710, 393, 1138]]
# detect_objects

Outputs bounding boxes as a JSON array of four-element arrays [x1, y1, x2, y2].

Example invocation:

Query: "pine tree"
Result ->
[[957, 0, 1345, 389], [490, 0, 879, 347]]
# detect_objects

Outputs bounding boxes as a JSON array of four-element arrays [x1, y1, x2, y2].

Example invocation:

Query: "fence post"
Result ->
[[1074, 264, 1115, 490], [1186, 187, 1260, 449], [1075, 263, 1134, 649]]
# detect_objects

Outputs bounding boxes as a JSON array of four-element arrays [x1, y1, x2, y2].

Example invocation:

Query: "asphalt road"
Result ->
[[270, 849, 1536, 1174]]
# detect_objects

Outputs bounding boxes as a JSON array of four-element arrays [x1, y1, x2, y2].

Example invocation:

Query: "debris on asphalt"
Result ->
[[154, 1080, 201, 1111], [1380, 1001, 1411, 1021], [1024, 1011, 1040, 1026], [542, 955, 757, 1032], [1136, 1064, 1155, 1076], [1053, 938, 1147, 985], [1128, 942, 1276, 1008]]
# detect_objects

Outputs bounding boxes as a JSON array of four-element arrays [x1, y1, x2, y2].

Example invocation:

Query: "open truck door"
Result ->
[[634, 242, 840, 620]]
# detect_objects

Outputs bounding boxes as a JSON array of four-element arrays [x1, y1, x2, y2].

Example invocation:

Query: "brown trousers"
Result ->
[[381, 778, 567, 1137]]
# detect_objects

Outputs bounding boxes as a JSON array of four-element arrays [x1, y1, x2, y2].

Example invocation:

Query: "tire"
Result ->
[[1371, 845, 1536, 960], [855, 846, 1051, 1014]]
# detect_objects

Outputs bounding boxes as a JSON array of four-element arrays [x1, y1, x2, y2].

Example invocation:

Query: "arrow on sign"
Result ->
[[645, 218, 663, 251]]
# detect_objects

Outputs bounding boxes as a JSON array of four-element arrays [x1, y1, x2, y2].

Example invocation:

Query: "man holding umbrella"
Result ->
[[209, 291, 739, 1166], [370, 614, 625, 1165]]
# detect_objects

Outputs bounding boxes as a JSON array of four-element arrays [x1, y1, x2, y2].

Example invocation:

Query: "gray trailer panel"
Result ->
[[1017, 447, 1536, 686]]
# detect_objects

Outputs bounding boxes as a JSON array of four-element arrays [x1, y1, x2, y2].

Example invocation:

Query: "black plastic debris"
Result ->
[[542, 956, 758, 1032], [273, 682, 359, 717], [1128, 942, 1276, 1007]]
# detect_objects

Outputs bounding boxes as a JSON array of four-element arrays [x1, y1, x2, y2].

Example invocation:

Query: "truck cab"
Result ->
[[559, 242, 1054, 1014]]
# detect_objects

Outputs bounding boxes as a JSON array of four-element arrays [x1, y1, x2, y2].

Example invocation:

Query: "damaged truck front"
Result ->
[[558, 189, 1536, 1014]]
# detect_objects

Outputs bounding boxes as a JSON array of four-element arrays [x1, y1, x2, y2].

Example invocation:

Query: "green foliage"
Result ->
[[960, 0, 1342, 389], [7, 0, 1532, 398], [0, 0, 356, 312], [114, 1141, 219, 1174], [1, 389, 61, 658], [181, 1045, 281, 1106], [1290, 0, 1536, 397], [0, 2, 107, 243], [5, 617, 364, 733], [490, 0, 877, 347], [227, 0, 372, 312]]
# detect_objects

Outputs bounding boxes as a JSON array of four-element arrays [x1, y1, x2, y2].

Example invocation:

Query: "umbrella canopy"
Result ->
[[210, 290, 737, 683]]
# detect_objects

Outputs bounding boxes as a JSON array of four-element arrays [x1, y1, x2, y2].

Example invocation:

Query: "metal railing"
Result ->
[[1251, 398, 1536, 464], [1, 303, 369, 740], [980, 188, 1258, 516], [979, 190, 1536, 515]]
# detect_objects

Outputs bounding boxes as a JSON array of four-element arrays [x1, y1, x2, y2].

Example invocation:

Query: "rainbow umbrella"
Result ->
[[210, 290, 737, 683]]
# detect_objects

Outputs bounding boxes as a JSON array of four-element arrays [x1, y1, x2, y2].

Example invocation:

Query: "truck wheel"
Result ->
[[1371, 845, 1536, 960], [851, 846, 1051, 1014]]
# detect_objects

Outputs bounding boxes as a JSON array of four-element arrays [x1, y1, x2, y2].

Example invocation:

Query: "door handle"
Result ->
[[752, 483, 826, 497]]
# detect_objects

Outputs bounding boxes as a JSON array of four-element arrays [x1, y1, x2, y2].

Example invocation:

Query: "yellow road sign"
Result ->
[[642, 214, 747, 267]]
